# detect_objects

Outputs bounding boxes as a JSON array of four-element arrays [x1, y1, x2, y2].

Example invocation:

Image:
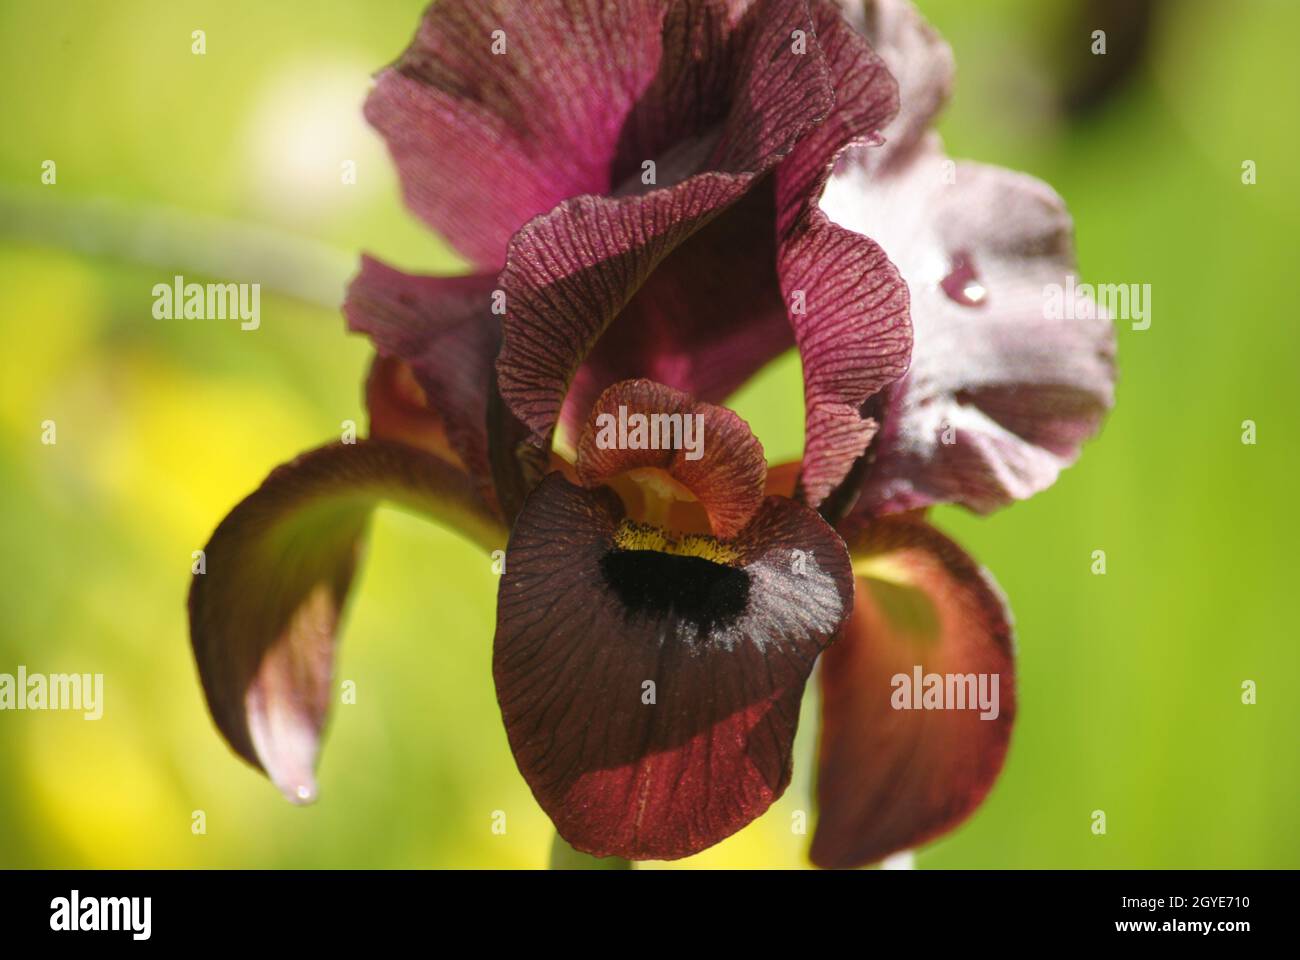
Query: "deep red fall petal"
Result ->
[[189, 440, 503, 803], [811, 513, 1015, 868], [495, 474, 853, 860], [575, 379, 767, 538]]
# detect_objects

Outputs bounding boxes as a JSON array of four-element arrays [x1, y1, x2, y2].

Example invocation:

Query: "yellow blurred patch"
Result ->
[[22, 712, 185, 867], [0, 245, 105, 440]]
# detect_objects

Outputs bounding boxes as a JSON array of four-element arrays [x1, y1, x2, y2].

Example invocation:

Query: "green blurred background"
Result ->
[[1, 0, 1296, 869]]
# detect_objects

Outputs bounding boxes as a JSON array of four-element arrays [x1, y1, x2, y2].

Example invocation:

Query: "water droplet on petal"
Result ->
[[941, 251, 988, 307]]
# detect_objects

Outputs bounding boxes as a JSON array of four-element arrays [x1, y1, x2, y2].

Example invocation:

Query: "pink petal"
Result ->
[[365, 0, 673, 269], [823, 137, 1116, 514]]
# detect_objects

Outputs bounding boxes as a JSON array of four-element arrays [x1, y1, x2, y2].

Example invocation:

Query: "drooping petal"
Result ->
[[364, 0, 673, 270], [189, 440, 504, 803], [494, 474, 853, 860], [345, 256, 509, 512], [774, 0, 910, 507], [811, 513, 1014, 868], [497, 0, 836, 445], [575, 379, 767, 538], [822, 136, 1116, 515]]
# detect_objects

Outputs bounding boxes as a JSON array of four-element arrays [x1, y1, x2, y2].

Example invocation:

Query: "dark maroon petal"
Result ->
[[775, 1, 910, 508], [499, 178, 752, 444], [486, 372, 548, 526], [556, 182, 795, 446], [497, 0, 835, 444], [811, 513, 1014, 868], [365, 0, 672, 269], [345, 256, 506, 511], [822, 139, 1116, 514], [575, 379, 767, 538], [779, 217, 910, 508], [834, 0, 954, 171], [189, 441, 503, 803], [775, 0, 898, 227], [495, 474, 853, 860]]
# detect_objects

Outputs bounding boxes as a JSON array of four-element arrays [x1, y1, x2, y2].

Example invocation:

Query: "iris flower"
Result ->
[[189, 0, 1114, 867]]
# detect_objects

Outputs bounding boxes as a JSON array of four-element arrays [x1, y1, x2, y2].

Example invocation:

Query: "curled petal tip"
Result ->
[[267, 760, 319, 805], [270, 777, 317, 806], [249, 688, 323, 807], [291, 783, 318, 805]]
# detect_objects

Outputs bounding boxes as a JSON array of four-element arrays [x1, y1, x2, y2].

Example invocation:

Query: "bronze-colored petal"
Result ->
[[812, 513, 1015, 867], [189, 440, 503, 802]]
